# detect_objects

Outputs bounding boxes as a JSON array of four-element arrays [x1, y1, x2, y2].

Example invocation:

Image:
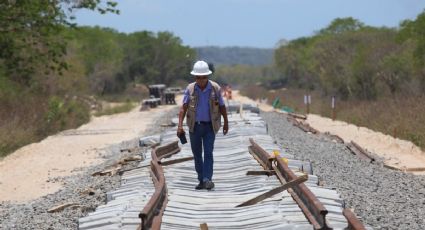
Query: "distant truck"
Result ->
[[148, 84, 166, 105], [164, 87, 183, 105], [141, 84, 177, 110], [166, 87, 183, 94]]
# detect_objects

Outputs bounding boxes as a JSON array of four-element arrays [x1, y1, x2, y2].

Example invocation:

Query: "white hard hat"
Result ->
[[190, 60, 212, 76]]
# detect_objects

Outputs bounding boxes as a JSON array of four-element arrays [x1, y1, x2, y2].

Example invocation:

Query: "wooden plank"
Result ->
[[236, 174, 308, 207], [383, 164, 401, 171], [405, 167, 425, 172], [288, 112, 307, 120], [48, 202, 79, 213], [160, 156, 194, 166], [246, 170, 276, 176], [200, 223, 209, 230]]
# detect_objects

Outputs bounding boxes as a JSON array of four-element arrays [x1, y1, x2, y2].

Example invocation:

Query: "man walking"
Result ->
[[177, 60, 229, 190]]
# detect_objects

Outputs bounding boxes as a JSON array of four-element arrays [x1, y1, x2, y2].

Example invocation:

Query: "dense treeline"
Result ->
[[66, 27, 194, 95], [0, 1, 195, 156], [238, 14, 425, 149], [196, 46, 274, 66], [213, 64, 281, 88], [274, 16, 425, 100]]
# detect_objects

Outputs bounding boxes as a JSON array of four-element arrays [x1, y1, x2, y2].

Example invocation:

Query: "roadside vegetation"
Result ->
[[237, 14, 425, 150], [0, 1, 195, 157], [94, 102, 137, 116], [2, 1, 425, 157], [241, 87, 425, 149]]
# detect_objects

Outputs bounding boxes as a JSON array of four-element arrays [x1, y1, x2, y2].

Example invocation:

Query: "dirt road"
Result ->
[[2, 91, 424, 202], [0, 102, 179, 202]]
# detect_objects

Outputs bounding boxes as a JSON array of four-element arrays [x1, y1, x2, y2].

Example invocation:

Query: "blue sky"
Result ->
[[74, 0, 425, 48]]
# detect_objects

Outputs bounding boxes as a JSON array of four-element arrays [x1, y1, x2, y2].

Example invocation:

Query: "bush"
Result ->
[[241, 86, 425, 150], [42, 96, 90, 134], [94, 102, 136, 116]]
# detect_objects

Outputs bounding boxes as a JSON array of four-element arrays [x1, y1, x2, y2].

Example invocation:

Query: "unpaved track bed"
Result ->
[[262, 111, 425, 230], [0, 107, 179, 230]]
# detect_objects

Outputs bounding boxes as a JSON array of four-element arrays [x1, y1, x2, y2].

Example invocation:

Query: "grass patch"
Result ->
[[0, 121, 39, 158], [94, 102, 137, 116], [0, 91, 90, 158], [241, 85, 425, 150]]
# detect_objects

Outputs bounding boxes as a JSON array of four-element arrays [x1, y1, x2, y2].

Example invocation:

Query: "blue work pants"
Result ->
[[189, 122, 216, 183]]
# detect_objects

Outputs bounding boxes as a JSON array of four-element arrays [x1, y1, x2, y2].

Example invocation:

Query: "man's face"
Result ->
[[195, 75, 208, 88]]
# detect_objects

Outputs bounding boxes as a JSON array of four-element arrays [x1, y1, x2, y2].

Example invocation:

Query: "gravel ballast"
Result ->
[[261, 111, 425, 230], [0, 107, 179, 230], [2, 108, 424, 230]]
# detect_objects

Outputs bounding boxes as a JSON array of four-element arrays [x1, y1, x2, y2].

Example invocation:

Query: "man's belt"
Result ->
[[196, 121, 212, 125]]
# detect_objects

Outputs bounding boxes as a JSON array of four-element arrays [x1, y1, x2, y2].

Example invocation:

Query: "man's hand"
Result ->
[[177, 126, 185, 137], [177, 104, 188, 137], [223, 122, 229, 135], [219, 105, 229, 135]]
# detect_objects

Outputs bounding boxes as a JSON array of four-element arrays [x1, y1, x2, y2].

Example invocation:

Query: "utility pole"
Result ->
[[331, 96, 336, 121]]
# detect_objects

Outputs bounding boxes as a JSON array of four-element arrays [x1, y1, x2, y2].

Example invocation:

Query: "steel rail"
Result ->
[[285, 112, 375, 165], [274, 155, 330, 230], [248, 138, 274, 170], [343, 208, 367, 230], [346, 141, 375, 163], [155, 141, 180, 160], [138, 137, 366, 230], [286, 115, 319, 134], [249, 138, 366, 230], [249, 138, 329, 229], [79, 108, 370, 229], [288, 112, 307, 120], [285, 112, 374, 165], [138, 141, 181, 230]]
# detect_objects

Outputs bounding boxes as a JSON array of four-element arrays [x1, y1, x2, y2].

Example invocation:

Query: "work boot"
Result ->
[[195, 182, 204, 190], [204, 180, 215, 190]]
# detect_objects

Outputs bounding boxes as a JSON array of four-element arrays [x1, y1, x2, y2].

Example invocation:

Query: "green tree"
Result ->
[[377, 54, 411, 95], [123, 31, 194, 86], [0, 0, 118, 86], [67, 26, 125, 94], [274, 37, 317, 89], [399, 10, 425, 93], [319, 17, 364, 35], [274, 17, 411, 100]]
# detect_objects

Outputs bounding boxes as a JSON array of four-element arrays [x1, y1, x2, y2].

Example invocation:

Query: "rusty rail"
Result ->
[[249, 138, 366, 230], [274, 155, 330, 229], [324, 132, 345, 144], [155, 140, 180, 160], [138, 141, 181, 230], [248, 138, 274, 170], [286, 116, 319, 134], [288, 112, 307, 120], [297, 121, 319, 134], [343, 208, 367, 230], [139, 138, 366, 230], [346, 141, 375, 163], [286, 111, 375, 165]]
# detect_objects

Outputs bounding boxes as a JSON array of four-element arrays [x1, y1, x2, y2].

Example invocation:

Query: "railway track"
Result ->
[[78, 104, 369, 230]]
